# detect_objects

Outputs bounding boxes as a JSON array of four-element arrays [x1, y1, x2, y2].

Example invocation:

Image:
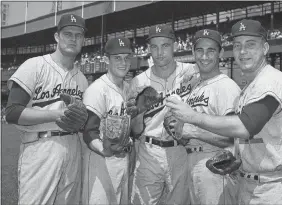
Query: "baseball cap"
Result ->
[[105, 37, 133, 55], [193, 29, 222, 46], [57, 14, 87, 32], [230, 19, 267, 39], [147, 24, 175, 41]]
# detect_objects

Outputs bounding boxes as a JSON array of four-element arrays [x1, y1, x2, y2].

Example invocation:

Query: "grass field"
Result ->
[[1, 123, 21, 205]]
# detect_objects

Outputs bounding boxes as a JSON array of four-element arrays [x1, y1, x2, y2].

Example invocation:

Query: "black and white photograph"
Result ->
[[1, 1, 282, 204]]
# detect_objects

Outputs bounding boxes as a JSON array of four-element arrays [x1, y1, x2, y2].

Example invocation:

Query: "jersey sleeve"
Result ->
[[8, 57, 44, 97], [83, 80, 106, 118], [215, 79, 241, 116]]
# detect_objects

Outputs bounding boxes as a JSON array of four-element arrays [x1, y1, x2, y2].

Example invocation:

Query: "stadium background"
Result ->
[[1, 1, 282, 204]]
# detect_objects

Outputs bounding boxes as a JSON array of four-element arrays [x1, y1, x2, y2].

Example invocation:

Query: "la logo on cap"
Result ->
[[156, 26, 161, 33], [203, 30, 209, 36], [239, 22, 246, 31], [118, 39, 125, 46], [71, 15, 76, 22]]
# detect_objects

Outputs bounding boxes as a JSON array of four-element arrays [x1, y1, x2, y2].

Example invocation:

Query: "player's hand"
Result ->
[[165, 96, 196, 123], [126, 98, 140, 118]]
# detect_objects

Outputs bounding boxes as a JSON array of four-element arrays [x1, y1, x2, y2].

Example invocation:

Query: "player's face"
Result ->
[[108, 53, 132, 79], [233, 36, 269, 73], [57, 26, 85, 56], [193, 38, 221, 74], [149, 37, 174, 67]]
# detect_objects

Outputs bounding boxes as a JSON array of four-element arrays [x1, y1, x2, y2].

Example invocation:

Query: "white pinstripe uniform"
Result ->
[[8, 54, 88, 205], [235, 65, 282, 205], [184, 73, 241, 205], [82, 74, 130, 205], [130, 62, 199, 205]]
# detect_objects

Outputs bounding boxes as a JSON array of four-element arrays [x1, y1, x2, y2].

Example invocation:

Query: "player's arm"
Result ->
[[182, 116, 234, 149], [5, 82, 64, 125], [83, 110, 113, 157], [188, 96, 279, 139]]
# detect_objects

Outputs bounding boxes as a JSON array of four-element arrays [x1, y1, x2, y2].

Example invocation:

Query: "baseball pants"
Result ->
[[18, 134, 82, 205], [238, 173, 282, 205], [131, 142, 190, 205], [187, 150, 239, 205], [82, 149, 129, 205]]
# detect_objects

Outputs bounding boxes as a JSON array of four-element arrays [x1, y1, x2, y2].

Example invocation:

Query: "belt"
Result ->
[[38, 131, 78, 138], [238, 170, 282, 183], [186, 146, 203, 154], [145, 136, 180, 147]]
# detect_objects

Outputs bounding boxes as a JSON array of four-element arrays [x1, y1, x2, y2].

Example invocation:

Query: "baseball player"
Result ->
[[4, 14, 88, 204], [128, 25, 199, 205], [170, 29, 241, 204], [166, 19, 282, 205], [81, 37, 133, 205]]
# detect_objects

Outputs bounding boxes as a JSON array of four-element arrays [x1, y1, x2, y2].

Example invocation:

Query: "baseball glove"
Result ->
[[206, 150, 242, 175], [163, 111, 184, 141], [126, 86, 161, 118], [56, 93, 88, 132], [100, 114, 132, 154]]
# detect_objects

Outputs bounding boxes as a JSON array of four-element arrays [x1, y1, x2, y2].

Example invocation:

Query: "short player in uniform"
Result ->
[[5, 14, 88, 204], [168, 29, 241, 204], [81, 37, 133, 204], [128, 25, 199, 205], [166, 19, 282, 205]]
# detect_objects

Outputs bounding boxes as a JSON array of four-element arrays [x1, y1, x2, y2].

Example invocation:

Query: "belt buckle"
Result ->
[[123, 145, 132, 153], [38, 131, 51, 138]]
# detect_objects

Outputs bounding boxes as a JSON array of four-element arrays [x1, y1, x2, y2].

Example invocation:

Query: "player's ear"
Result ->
[[219, 47, 224, 58], [54, 31, 59, 43], [104, 55, 110, 65], [263, 41, 269, 56], [192, 46, 195, 56]]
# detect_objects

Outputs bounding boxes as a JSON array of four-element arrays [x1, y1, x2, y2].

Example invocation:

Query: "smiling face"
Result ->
[[233, 35, 269, 73], [149, 37, 174, 68], [55, 26, 85, 57], [193, 38, 221, 74], [107, 53, 132, 79]]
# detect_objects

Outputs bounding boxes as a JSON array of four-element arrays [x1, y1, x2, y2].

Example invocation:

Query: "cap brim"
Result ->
[[193, 37, 221, 47], [146, 34, 175, 41], [230, 32, 266, 40], [58, 24, 87, 32], [107, 49, 133, 55]]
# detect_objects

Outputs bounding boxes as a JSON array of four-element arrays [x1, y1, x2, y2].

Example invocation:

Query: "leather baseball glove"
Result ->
[[126, 86, 161, 118], [100, 114, 132, 155], [206, 150, 242, 175], [56, 93, 88, 132]]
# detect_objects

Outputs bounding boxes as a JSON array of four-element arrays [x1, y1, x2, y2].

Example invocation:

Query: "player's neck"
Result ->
[[152, 61, 176, 80], [51, 50, 76, 71], [106, 73, 124, 89], [200, 68, 221, 81]]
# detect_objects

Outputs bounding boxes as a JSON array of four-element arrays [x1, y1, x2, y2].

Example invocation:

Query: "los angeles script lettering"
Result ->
[[33, 84, 83, 100]]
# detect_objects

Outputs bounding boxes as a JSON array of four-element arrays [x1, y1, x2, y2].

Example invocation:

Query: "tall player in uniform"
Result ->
[[81, 37, 134, 205], [128, 24, 199, 205], [168, 29, 241, 204], [167, 19, 282, 205], [5, 14, 88, 204]]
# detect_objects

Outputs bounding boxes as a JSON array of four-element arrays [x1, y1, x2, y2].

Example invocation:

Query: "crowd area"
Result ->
[[1, 29, 282, 71]]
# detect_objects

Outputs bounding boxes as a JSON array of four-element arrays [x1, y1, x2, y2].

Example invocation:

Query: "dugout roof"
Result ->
[[1, 1, 268, 48]]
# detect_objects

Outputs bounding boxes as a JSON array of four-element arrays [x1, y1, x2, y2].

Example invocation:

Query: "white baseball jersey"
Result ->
[[130, 61, 199, 141], [235, 65, 282, 205], [235, 65, 282, 173], [9, 54, 88, 205], [186, 73, 241, 151], [131, 62, 199, 205], [82, 74, 130, 204], [8, 54, 88, 132], [184, 73, 241, 205]]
